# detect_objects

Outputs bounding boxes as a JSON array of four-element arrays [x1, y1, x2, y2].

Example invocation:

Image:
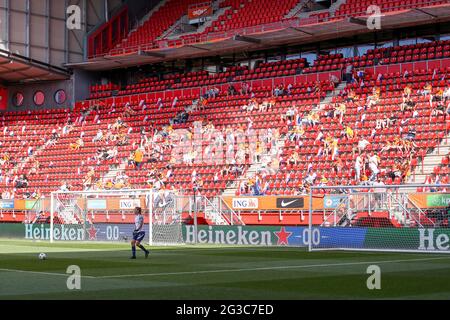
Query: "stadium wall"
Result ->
[[125, 0, 161, 28], [0, 86, 7, 110], [73, 69, 100, 103], [7, 79, 73, 110]]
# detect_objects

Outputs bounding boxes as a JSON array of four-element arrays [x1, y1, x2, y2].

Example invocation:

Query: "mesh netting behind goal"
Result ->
[[307, 184, 450, 253], [150, 191, 184, 245], [49, 190, 188, 245]]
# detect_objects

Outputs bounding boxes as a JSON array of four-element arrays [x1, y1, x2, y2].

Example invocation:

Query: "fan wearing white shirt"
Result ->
[[355, 155, 363, 182], [368, 152, 380, 181], [358, 139, 370, 152], [372, 179, 386, 208]]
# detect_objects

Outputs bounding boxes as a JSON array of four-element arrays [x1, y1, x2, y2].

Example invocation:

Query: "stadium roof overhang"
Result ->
[[0, 49, 70, 85], [66, 2, 450, 72]]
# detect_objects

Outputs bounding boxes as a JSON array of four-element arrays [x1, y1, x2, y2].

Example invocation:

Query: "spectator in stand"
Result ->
[[78, 108, 89, 124], [28, 159, 40, 176], [286, 83, 293, 95], [105, 146, 118, 160], [334, 103, 346, 124], [113, 171, 130, 189], [403, 84, 412, 101], [355, 154, 363, 182], [59, 181, 71, 192], [304, 171, 317, 185], [241, 82, 250, 95], [430, 101, 446, 120], [227, 84, 237, 96], [285, 105, 295, 121], [62, 122, 73, 135], [288, 149, 300, 165], [443, 85, 450, 102], [344, 125, 354, 140], [401, 97, 416, 112], [367, 86, 381, 110], [330, 74, 339, 87], [123, 102, 136, 117], [273, 85, 284, 97], [83, 167, 95, 190], [344, 63, 353, 83], [133, 147, 144, 170], [420, 82, 432, 97], [15, 174, 28, 188], [358, 138, 370, 153], [112, 117, 125, 130], [259, 98, 269, 112], [205, 87, 219, 99], [69, 137, 84, 150], [368, 152, 380, 182], [446, 101, 450, 120], [405, 127, 417, 141], [1, 189, 11, 199], [331, 138, 339, 161], [92, 129, 104, 143]]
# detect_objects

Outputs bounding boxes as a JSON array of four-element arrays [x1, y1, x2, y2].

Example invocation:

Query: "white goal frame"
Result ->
[[49, 189, 188, 245], [308, 183, 450, 254]]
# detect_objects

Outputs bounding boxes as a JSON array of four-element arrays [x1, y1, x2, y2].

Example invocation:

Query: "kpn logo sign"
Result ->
[[426, 194, 450, 207]]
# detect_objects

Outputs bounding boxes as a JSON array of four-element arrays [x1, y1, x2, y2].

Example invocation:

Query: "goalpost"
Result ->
[[49, 189, 189, 245], [308, 184, 450, 253]]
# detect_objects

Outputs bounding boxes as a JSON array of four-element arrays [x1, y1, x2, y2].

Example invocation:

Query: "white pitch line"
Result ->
[[0, 268, 96, 279], [97, 256, 450, 279], [1, 256, 449, 280]]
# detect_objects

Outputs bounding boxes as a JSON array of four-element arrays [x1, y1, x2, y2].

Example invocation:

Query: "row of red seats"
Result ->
[[334, 0, 446, 17]]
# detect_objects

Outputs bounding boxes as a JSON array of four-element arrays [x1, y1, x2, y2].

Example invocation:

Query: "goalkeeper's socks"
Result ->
[[138, 244, 149, 254]]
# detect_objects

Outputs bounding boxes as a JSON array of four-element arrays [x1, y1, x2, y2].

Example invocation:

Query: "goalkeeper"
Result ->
[[130, 207, 150, 259]]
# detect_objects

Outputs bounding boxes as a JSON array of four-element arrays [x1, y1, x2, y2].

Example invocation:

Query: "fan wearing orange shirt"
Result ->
[[134, 148, 144, 170]]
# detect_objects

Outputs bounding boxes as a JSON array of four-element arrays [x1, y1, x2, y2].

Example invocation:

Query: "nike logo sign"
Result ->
[[281, 200, 298, 207]]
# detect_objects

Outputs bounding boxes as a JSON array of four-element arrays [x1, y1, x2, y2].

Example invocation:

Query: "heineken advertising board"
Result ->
[[0, 223, 449, 252], [21, 223, 142, 242]]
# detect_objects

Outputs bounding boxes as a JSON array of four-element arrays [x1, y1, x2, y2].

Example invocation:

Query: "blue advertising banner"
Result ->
[[0, 200, 14, 209], [323, 195, 347, 209], [87, 199, 107, 210], [282, 226, 367, 248]]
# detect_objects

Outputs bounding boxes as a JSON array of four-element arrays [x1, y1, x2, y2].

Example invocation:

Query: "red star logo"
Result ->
[[275, 227, 292, 245], [87, 224, 98, 240]]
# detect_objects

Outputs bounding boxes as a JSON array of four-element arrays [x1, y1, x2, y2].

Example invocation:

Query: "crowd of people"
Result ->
[[1, 65, 450, 201], [235, 68, 449, 197]]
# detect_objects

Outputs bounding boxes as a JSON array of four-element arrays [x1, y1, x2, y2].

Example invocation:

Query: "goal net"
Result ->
[[49, 189, 188, 245], [307, 184, 450, 253]]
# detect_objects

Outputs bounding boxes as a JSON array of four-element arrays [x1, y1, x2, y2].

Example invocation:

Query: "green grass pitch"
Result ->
[[1, 239, 450, 299]]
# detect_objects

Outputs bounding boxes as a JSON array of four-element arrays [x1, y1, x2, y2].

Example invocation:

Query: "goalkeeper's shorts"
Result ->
[[133, 231, 146, 242]]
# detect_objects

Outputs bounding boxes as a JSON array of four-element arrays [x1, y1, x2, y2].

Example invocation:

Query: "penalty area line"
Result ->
[[0, 268, 96, 279], [2, 256, 448, 280], [97, 256, 450, 279]]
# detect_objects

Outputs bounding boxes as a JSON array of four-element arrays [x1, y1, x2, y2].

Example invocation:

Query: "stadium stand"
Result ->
[[1, 0, 449, 227], [334, 0, 449, 18], [1, 64, 448, 201], [114, 0, 202, 51], [88, 0, 449, 56]]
